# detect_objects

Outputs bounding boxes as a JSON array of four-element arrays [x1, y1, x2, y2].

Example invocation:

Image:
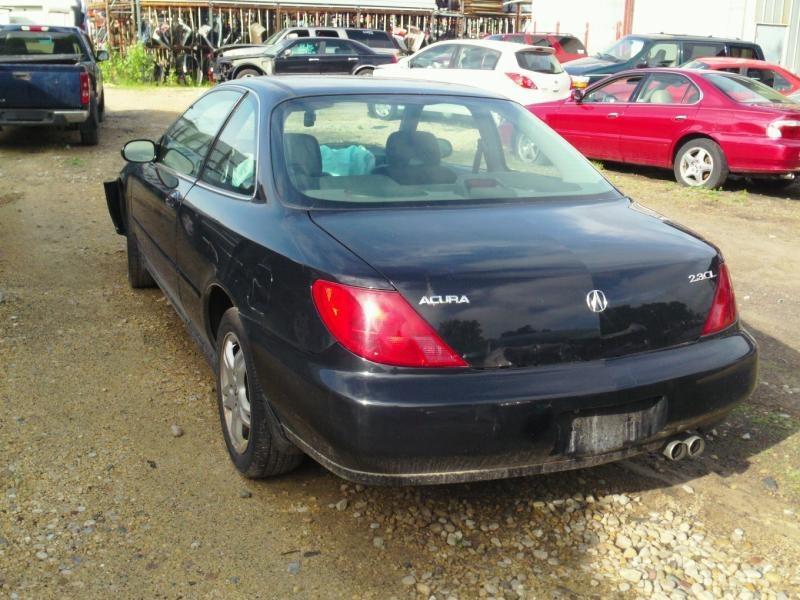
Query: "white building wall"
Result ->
[[528, 0, 626, 53]]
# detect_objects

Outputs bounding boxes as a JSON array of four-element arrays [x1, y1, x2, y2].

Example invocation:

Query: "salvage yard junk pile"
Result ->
[[2, 0, 800, 597]]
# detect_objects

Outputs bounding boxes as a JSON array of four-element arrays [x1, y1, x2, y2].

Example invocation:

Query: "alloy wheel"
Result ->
[[679, 147, 714, 186], [219, 332, 251, 454]]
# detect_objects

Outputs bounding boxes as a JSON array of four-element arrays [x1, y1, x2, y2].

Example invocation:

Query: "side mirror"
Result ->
[[96, 49, 109, 62], [571, 89, 584, 103], [282, 49, 292, 58], [121, 139, 157, 163]]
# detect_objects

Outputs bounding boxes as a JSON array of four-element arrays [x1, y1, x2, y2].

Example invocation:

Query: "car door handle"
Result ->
[[674, 115, 687, 121], [348, 57, 358, 61], [607, 112, 620, 119], [165, 190, 182, 209], [308, 58, 319, 62]]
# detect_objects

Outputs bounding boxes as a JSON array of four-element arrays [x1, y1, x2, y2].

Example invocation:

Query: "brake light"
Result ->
[[766, 119, 800, 140], [505, 72, 537, 89], [701, 263, 737, 336], [391, 54, 398, 63], [20, 25, 49, 31], [311, 280, 467, 368], [79, 71, 90, 106]]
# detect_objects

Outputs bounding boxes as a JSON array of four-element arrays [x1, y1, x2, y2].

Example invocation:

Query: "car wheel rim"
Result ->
[[679, 147, 714, 186], [373, 103, 391, 118], [219, 332, 251, 454], [516, 134, 539, 163]]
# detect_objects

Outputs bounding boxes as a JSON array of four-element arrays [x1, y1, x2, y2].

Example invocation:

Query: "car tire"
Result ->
[[126, 228, 156, 289], [356, 68, 374, 76], [235, 68, 261, 79], [98, 92, 105, 123], [674, 138, 728, 189], [368, 103, 398, 120], [215, 308, 303, 478], [79, 98, 100, 146], [514, 132, 540, 164]]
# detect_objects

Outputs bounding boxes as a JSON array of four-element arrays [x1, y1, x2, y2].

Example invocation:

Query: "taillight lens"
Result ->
[[391, 54, 398, 63], [311, 280, 467, 368], [505, 72, 537, 89], [79, 71, 90, 106], [766, 119, 800, 140], [702, 263, 737, 336]]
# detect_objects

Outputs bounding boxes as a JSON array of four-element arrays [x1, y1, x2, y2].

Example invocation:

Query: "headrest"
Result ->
[[284, 133, 322, 177], [386, 130, 441, 167], [649, 89, 673, 104]]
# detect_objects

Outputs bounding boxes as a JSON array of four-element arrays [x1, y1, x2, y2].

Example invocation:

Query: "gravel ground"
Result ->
[[1, 86, 799, 599]]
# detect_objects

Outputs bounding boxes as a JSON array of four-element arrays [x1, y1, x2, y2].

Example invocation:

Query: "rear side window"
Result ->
[[455, 46, 500, 70], [684, 43, 725, 61], [531, 36, 552, 47], [729, 46, 757, 58], [558, 36, 585, 54], [345, 29, 394, 49], [516, 51, 563, 74], [159, 90, 242, 177], [201, 93, 258, 196], [324, 40, 357, 55]]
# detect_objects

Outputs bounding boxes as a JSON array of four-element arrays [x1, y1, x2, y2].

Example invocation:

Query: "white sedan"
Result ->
[[374, 39, 572, 105]]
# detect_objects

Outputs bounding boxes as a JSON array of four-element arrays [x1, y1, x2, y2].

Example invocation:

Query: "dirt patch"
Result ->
[[0, 86, 798, 598]]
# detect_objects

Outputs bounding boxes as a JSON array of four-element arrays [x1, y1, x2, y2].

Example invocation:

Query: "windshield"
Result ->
[[263, 30, 284, 46], [705, 72, 796, 105], [596, 37, 645, 62], [271, 95, 616, 208], [0, 30, 87, 58]]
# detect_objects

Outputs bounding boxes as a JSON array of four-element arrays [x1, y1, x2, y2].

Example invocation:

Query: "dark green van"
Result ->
[[565, 34, 764, 87]]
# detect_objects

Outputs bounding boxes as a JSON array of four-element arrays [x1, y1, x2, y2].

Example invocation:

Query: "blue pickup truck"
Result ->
[[0, 25, 106, 145]]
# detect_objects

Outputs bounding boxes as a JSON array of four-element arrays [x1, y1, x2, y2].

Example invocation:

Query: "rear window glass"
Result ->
[[516, 51, 563, 74], [684, 43, 725, 61], [0, 30, 86, 57], [345, 29, 395, 49], [271, 95, 615, 208], [705, 73, 794, 105], [558, 36, 585, 54]]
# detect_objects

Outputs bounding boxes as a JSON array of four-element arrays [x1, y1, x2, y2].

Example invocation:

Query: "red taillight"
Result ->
[[79, 71, 90, 106], [391, 54, 398, 63], [766, 119, 800, 140], [505, 72, 537, 89], [311, 280, 467, 368], [702, 263, 737, 336]]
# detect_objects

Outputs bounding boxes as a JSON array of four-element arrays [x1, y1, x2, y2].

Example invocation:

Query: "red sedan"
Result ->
[[683, 57, 800, 97], [527, 68, 800, 188]]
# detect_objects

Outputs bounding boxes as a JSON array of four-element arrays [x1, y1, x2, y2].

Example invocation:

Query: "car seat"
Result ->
[[52, 37, 77, 55], [374, 130, 457, 185], [649, 89, 673, 104], [284, 133, 324, 189], [1, 37, 28, 55]]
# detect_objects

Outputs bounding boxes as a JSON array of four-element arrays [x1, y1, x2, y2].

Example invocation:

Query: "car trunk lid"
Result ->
[[310, 198, 720, 369]]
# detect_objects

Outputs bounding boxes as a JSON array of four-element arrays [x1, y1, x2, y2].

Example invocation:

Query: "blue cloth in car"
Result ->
[[320, 145, 376, 177]]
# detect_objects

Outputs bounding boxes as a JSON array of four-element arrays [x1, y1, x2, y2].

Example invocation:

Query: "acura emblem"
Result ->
[[586, 290, 608, 313]]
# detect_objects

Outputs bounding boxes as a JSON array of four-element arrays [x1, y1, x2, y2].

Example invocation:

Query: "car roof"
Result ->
[[692, 57, 780, 68], [625, 33, 756, 45], [227, 75, 509, 105], [426, 38, 555, 54]]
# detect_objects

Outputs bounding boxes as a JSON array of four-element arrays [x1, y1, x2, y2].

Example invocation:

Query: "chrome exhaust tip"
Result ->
[[684, 435, 706, 458], [663, 439, 688, 461]]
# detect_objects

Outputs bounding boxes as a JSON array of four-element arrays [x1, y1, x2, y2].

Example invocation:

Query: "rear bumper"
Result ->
[[720, 134, 800, 174], [252, 327, 758, 485], [0, 108, 89, 126]]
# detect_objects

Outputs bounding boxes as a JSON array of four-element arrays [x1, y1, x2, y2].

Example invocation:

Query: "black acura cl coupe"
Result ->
[[104, 77, 757, 484]]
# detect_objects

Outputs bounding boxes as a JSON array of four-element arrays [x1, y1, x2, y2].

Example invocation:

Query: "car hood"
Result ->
[[220, 45, 276, 59], [310, 198, 720, 368], [564, 55, 618, 74]]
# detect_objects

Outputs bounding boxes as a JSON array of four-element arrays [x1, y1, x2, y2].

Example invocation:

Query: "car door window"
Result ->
[[746, 67, 789, 90], [729, 46, 756, 58], [410, 44, 456, 69], [286, 40, 322, 56], [287, 29, 309, 38], [684, 43, 725, 61], [158, 89, 242, 177], [636, 73, 700, 104], [454, 46, 500, 70], [644, 43, 679, 67], [316, 29, 339, 38], [201, 93, 258, 196], [324, 40, 356, 55], [584, 76, 643, 103]]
